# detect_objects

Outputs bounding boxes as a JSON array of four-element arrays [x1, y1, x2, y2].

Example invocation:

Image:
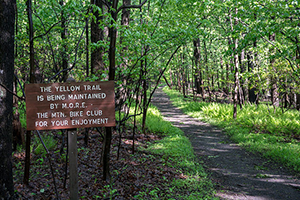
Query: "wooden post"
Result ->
[[67, 77, 78, 200], [68, 129, 78, 200]]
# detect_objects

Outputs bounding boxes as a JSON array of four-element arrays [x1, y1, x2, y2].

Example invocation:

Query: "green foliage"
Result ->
[[164, 87, 300, 173], [139, 106, 216, 199], [33, 134, 57, 157]]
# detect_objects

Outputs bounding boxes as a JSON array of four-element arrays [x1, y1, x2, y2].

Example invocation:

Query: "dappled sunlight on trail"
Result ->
[[152, 87, 300, 200]]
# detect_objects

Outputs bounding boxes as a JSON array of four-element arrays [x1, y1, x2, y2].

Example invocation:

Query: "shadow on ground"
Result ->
[[152, 87, 300, 200]]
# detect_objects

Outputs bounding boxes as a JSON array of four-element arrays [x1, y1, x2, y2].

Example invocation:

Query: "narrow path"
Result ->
[[152, 87, 300, 200]]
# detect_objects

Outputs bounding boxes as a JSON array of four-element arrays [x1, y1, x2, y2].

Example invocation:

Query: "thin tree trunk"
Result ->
[[102, 0, 118, 181], [247, 51, 257, 103], [181, 52, 187, 97], [60, 0, 68, 82], [269, 33, 279, 112], [142, 65, 147, 134], [193, 39, 201, 94], [169, 67, 173, 87], [91, 0, 105, 76], [24, 0, 35, 185], [203, 40, 211, 102], [86, 17, 89, 77], [231, 8, 240, 119], [239, 48, 246, 104]]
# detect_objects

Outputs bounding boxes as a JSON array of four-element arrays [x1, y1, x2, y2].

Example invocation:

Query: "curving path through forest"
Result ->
[[151, 87, 300, 200]]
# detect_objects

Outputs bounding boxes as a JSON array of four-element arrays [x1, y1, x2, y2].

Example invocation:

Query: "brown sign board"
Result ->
[[25, 81, 115, 130]]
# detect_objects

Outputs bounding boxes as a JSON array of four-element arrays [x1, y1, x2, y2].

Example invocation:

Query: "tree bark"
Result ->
[[239, 48, 246, 104], [115, 0, 131, 112], [91, 0, 105, 76], [231, 8, 240, 118], [169, 67, 173, 88], [102, 0, 118, 181], [204, 40, 211, 102], [269, 33, 279, 111], [0, 0, 15, 198], [181, 52, 187, 97], [24, 0, 35, 185], [247, 51, 257, 103], [60, 0, 68, 82], [193, 38, 204, 97]]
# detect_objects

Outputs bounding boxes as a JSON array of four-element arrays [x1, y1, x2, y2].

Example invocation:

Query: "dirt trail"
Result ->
[[152, 87, 300, 200]]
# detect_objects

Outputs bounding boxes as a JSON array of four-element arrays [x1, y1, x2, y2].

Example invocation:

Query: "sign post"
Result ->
[[25, 80, 115, 200], [68, 128, 78, 200], [66, 77, 78, 200]]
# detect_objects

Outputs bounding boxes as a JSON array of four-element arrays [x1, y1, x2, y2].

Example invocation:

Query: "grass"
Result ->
[[33, 134, 57, 156], [139, 105, 217, 199], [163, 87, 300, 173]]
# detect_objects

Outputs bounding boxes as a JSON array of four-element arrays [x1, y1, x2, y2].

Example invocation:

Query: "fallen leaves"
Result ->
[[13, 130, 181, 199]]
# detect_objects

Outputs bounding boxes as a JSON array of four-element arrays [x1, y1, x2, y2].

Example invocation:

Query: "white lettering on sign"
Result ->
[[55, 85, 80, 92], [51, 112, 66, 118], [70, 111, 83, 117], [62, 102, 86, 109], [50, 103, 59, 109], [83, 84, 101, 91], [71, 118, 108, 126], [51, 120, 69, 127], [37, 95, 44, 101], [35, 121, 48, 127], [37, 112, 48, 119], [68, 93, 106, 100], [40, 86, 52, 92], [47, 94, 66, 101], [86, 110, 102, 117]]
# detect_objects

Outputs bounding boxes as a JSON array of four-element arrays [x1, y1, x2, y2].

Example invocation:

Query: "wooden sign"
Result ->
[[25, 81, 115, 130]]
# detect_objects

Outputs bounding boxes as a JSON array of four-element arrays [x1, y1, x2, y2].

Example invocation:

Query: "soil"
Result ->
[[152, 86, 300, 200], [13, 126, 184, 199]]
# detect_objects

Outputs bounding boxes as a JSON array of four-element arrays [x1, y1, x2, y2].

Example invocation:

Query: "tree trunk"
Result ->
[[247, 51, 257, 103], [0, 0, 15, 197], [115, 0, 131, 112], [60, 0, 68, 82], [102, 0, 118, 181], [86, 17, 90, 77], [231, 8, 240, 119], [91, 0, 105, 76], [181, 52, 187, 97], [193, 38, 204, 96], [194, 38, 203, 94], [239, 48, 246, 104], [269, 33, 279, 111], [169, 67, 173, 88], [296, 93, 300, 110], [24, 0, 35, 185], [142, 65, 147, 134]]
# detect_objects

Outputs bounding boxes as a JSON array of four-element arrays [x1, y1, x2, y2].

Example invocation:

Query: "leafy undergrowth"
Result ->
[[163, 87, 300, 173], [13, 106, 216, 199]]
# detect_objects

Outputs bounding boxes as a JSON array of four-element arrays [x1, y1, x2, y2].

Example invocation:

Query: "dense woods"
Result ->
[[0, 0, 300, 199]]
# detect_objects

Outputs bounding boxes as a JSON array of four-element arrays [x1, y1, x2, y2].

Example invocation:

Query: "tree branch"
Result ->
[[116, 0, 147, 14], [0, 83, 25, 101], [31, 21, 61, 42], [100, 0, 111, 8], [147, 45, 181, 108]]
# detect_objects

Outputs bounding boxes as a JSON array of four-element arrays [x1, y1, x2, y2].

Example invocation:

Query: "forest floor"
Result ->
[[151, 86, 300, 200], [12, 127, 190, 199]]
